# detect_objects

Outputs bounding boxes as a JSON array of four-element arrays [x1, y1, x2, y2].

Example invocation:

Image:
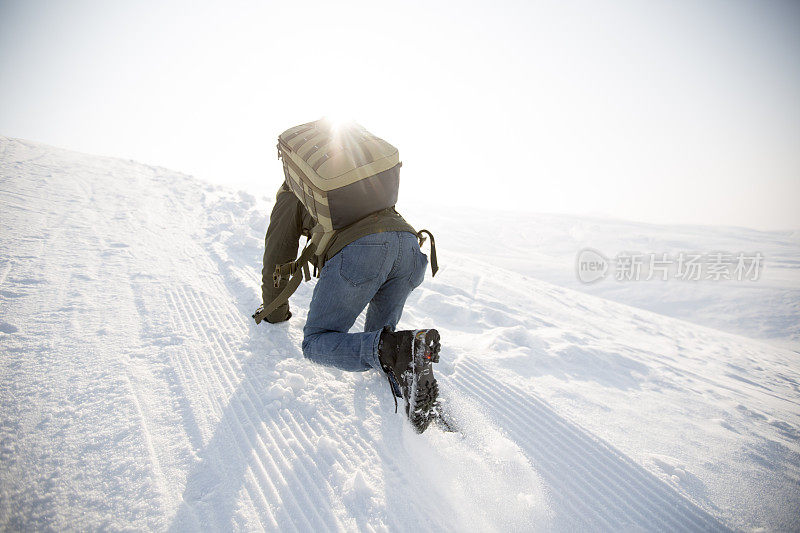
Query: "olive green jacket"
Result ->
[[261, 183, 416, 323]]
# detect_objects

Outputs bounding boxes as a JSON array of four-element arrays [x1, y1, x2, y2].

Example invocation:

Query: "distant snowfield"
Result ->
[[400, 204, 800, 352], [1, 136, 798, 531]]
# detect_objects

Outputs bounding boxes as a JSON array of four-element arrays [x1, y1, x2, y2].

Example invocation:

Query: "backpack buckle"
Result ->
[[272, 262, 295, 287]]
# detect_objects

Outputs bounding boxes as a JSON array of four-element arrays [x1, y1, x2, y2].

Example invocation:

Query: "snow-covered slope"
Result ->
[[1, 136, 798, 531], [399, 205, 800, 350]]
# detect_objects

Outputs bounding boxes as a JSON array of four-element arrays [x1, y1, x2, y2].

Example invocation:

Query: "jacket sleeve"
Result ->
[[261, 184, 311, 322]]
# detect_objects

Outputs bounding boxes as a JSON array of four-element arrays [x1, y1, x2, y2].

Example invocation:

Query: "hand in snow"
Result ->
[[252, 304, 291, 324], [266, 310, 292, 324]]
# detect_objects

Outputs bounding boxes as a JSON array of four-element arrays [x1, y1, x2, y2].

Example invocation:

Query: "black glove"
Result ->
[[267, 310, 292, 324], [253, 303, 292, 324]]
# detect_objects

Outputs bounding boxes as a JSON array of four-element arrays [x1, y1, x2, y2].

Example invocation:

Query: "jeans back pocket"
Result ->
[[340, 243, 389, 286]]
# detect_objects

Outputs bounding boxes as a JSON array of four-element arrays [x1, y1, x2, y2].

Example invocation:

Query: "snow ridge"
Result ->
[[2, 136, 799, 531], [452, 360, 728, 531]]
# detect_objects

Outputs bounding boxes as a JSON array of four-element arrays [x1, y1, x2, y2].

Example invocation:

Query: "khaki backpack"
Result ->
[[278, 118, 402, 255], [253, 119, 436, 324]]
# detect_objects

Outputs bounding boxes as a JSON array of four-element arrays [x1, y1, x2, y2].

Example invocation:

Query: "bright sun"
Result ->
[[321, 114, 357, 132]]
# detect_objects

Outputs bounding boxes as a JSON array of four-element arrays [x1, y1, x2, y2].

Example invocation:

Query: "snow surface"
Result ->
[[401, 206, 800, 351], [1, 136, 798, 531]]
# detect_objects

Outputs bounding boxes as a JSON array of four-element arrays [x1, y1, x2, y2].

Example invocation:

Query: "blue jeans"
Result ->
[[302, 231, 428, 372]]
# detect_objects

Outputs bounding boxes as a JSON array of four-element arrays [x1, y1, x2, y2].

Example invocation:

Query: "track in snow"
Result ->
[[451, 360, 729, 531], [4, 136, 799, 531]]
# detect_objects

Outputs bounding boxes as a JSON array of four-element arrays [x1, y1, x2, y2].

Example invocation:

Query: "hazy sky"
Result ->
[[1, 0, 798, 229]]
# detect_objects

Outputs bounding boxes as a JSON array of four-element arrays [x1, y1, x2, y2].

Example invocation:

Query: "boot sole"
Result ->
[[406, 329, 441, 433]]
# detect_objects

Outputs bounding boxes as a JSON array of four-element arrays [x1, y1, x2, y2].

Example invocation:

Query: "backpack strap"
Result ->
[[255, 227, 436, 325], [253, 241, 316, 324], [417, 229, 439, 277]]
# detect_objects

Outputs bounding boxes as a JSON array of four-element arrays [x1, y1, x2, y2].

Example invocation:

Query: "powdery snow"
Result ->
[[1, 136, 798, 531]]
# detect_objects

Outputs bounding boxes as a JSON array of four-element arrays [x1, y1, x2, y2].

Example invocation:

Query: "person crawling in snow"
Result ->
[[254, 120, 442, 433]]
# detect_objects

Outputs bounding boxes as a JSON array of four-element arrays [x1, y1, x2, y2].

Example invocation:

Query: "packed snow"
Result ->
[[1, 136, 798, 531]]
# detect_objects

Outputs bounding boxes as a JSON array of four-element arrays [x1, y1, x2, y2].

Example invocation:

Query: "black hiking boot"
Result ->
[[378, 327, 441, 433]]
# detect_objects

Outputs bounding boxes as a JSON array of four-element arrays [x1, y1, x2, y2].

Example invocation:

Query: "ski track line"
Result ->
[[455, 362, 711, 530], [203, 355, 341, 530], [477, 368, 676, 528], [160, 310, 207, 453], [167, 289, 285, 531], [171, 286, 302, 532], [183, 287, 346, 533], [272, 409, 398, 531], [263, 338, 458, 531], [198, 240, 449, 531], [0, 199, 46, 216], [128, 280, 214, 520], [217, 264, 461, 527], [260, 355, 440, 528], [446, 370, 620, 530], [456, 357, 684, 516], [165, 345, 210, 450], [120, 368, 171, 521], [252, 351, 452, 533], [452, 370, 658, 530], [205, 231, 494, 529], [278, 399, 446, 532], [175, 357, 284, 530], [197, 290, 247, 337], [300, 410, 454, 532], [454, 359, 730, 532], [1, 187, 60, 204], [169, 285, 340, 532], [204, 201, 564, 530], [192, 332, 338, 531], [165, 291, 222, 446]]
